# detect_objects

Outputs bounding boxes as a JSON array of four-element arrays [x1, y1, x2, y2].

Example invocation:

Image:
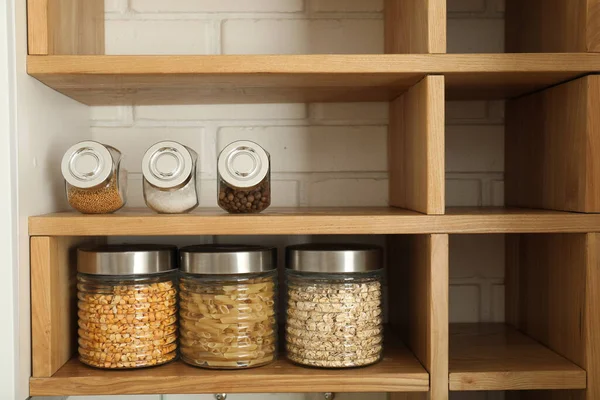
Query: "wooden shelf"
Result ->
[[29, 344, 428, 396], [29, 207, 600, 236], [27, 54, 600, 105], [449, 323, 587, 391]]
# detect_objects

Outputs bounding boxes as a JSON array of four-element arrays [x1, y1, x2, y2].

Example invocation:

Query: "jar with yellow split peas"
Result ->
[[77, 245, 178, 369], [179, 245, 277, 369]]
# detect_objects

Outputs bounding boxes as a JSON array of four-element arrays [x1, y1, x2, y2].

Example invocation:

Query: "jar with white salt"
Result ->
[[142, 141, 199, 214]]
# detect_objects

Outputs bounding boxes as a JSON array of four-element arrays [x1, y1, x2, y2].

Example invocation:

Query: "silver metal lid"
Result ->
[[286, 244, 383, 273], [218, 141, 269, 188], [180, 245, 276, 275], [77, 245, 178, 276], [61, 141, 115, 189], [142, 141, 196, 189]]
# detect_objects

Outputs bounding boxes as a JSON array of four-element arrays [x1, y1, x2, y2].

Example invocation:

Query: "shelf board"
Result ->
[[449, 323, 587, 391], [29, 344, 427, 396], [29, 207, 600, 236], [28, 53, 600, 104]]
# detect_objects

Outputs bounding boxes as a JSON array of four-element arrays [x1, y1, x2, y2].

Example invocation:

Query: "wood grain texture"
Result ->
[[384, 0, 446, 54], [506, 0, 600, 52], [28, 207, 600, 236], [30, 343, 429, 396], [449, 324, 586, 391], [389, 76, 444, 214], [26, 54, 600, 104], [27, 0, 104, 55], [389, 234, 449, 400], [506, 76, 600, 213], [507, 234, 600, 399], [31, 236, 96, 377]]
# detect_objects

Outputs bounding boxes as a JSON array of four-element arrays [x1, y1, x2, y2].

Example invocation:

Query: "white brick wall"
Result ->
[[67, 1, 507, 399]]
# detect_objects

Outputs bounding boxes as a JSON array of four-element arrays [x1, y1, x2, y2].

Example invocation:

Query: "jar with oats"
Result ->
[[217, 141, 271, 214], [77, 245, 178, 369], [179, 245, 277, 369], [61, 141, 127, 214], [285, 244, 383, 368]]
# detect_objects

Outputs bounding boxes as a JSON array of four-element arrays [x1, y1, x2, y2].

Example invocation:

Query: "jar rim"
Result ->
[[286, 243, 383, 273], [77, 244, 178, 275], [180, 244, 276, 274]]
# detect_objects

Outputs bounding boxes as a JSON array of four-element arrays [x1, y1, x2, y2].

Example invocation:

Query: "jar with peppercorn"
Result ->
[[217, 141, 271, 213], [61, 141, 128, 214]]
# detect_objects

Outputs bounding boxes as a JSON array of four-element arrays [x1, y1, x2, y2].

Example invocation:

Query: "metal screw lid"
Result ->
[[286, 243, 383, 273], [218, 141, 269, 189], [180, 244, 277, 275], [61, 141, 115, 189], [142, 141, 196, 189], [77, 244, 178, 276]]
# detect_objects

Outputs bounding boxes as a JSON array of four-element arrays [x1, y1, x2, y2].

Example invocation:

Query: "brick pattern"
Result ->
[[83, 1, 507, 399]]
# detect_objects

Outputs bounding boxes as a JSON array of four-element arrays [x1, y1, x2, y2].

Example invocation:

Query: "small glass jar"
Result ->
[[76, 245, 178, 369], [217, 141, 271, 213], [142, 141, 199, 214], [61, 141, 128, 214], [179, 245, 278, 369], [285, 244, 384, 368]]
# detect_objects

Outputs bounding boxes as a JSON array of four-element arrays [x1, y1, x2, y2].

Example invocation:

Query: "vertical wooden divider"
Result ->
[[505, 233, 600, 399], [389, 234, 449, 400], [31, 236, 101, 377], [388, 76, 445, 215], [505, 76, 600, 213], [384, 0, 446, 54], [28, 0, 105, 55], [505, 0, 600, 52]]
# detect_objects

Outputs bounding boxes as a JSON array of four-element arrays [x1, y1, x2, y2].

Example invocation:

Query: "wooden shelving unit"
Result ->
[[449, 324, 587, 391], [30, 342, 429, 396], [25, 0, 600, 399]]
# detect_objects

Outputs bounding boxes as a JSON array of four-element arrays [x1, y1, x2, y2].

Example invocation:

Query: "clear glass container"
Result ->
[[285, 244, 384, 368], [142, 141, 200, 214], [217, 141, 271, 213], [61, 141, 127, 214], [179, 245, 278, 369], [76, 245, 178, 369]]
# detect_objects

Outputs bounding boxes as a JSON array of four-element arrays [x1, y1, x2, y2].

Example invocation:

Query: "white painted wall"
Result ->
[[35, 1, 505, 399]]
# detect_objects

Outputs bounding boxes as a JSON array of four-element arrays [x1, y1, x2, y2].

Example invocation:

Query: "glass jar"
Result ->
[[77, 245, 178, 369], [142, 141, 200, 214], [61, 141, 128, 214], [179, 245, 278, 369], [217, 141, 271, 213], [285, 244, 384, 368]]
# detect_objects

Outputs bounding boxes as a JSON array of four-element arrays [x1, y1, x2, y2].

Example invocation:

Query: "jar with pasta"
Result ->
[[285, 244, 383, 368], [179, 245, 277, 369], [77, 245, 178, 369]]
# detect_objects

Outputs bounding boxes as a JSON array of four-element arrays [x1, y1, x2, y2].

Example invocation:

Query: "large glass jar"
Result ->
[[61, 141, 127, 214], [142, 141, 200, 214], [179, 245, 277, 369], [217, 141, 271, 213], [77, 245, 178, 369], [285, 244, 384, 368]]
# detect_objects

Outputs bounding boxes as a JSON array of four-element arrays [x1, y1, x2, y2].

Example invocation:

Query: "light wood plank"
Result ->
[[506, 76, 600, 213], [506, 0, 600, 52], [389, 76, 444, 214], [29, 343, 429, 396], [27, 207, 600, 236], [31, 236, 97, 377], [384, 0, 446, 54], [389, 235, 449, 400], [26, 54, 600, 104], [508, 234, 600, 399], [449, 324, 587, 391], [27, 0, 104, 55]]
